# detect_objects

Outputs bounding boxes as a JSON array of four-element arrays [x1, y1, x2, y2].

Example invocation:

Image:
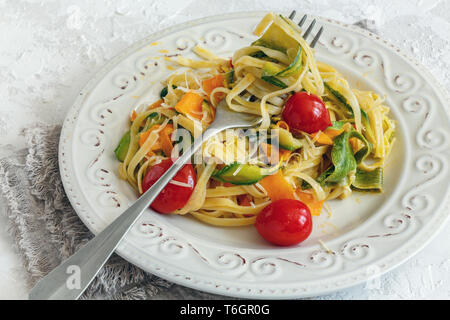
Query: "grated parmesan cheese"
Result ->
[[318, 239, 333, 254], [232, 164, 243, 176], [169, 180, 192, 188]]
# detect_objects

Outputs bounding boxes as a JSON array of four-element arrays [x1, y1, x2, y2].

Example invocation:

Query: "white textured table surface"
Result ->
[[0, 0, 449, 300]]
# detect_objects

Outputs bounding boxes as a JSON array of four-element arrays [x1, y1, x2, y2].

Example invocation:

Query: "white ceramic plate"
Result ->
[[59, 12, 450, 299]]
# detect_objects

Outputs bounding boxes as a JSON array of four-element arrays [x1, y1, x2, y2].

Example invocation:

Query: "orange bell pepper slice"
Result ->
[[311, 126, 346, 145], [310, 131, 333, 145], [276, 120, 290, 131], [148, 99, 164, 110], [139, 124, 174, 157], [349, 137, 360, 152], [259, 171, 296, 202], [296, 190, 324, 216], [130, 98, 163, 123], [160, 124, 174, 157], [175, 92, 204, 120], [130, 110, 137, 122], [202, 75, 225, 102], [139, 125, 162, 150], [324, 127, 344, 139], [260, 142, 291, 165]]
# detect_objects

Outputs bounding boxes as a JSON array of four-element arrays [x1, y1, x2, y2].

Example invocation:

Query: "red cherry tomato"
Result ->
[[141, 159, 196, 214], [282, 92, 332, 134], [255, 199, 312, 246]]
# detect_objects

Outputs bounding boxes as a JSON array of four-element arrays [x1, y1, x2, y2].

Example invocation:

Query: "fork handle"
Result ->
[[29, 127, 221, 300]]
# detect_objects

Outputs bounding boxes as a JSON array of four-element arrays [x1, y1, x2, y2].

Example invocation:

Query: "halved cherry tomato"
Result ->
[[255, 199, 312, 246], [141, 159, 196, 214], [282, 92, 332, 134]]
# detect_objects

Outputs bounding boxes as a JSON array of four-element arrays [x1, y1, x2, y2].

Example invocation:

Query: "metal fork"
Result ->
[[28, 100, 262, 300], [288, 10, 323, 48]]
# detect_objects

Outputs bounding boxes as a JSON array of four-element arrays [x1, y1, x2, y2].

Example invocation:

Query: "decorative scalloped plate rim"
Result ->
[[59, 11, 450, 299]]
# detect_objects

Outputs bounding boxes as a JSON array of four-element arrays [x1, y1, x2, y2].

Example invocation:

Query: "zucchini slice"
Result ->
[[276, 127, 302, 151], [324, 82, 369, 121], [212, 163, 278, 185], [160, 85, 177, 99], [251, 18, 299, 53], [114, 130, 131, 162], [261, 76, 288, 88], [352, 168, 383, 192]]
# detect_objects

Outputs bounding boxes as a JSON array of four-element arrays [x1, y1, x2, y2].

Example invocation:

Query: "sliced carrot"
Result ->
[[259, 171, 296, 202], [174, 92, 204, 120], [310, 131, 333, 145], [148, 99, 164, 110], [202, 75, 225, 102], [130, 110, 137, 121], [296, 190, 324, 216]]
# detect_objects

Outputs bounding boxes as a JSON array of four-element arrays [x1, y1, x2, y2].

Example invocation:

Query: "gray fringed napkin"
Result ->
[[0, 124, 227, 300]]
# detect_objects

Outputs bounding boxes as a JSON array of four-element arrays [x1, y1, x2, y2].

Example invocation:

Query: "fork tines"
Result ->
[[288, 10, 322, 48]]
